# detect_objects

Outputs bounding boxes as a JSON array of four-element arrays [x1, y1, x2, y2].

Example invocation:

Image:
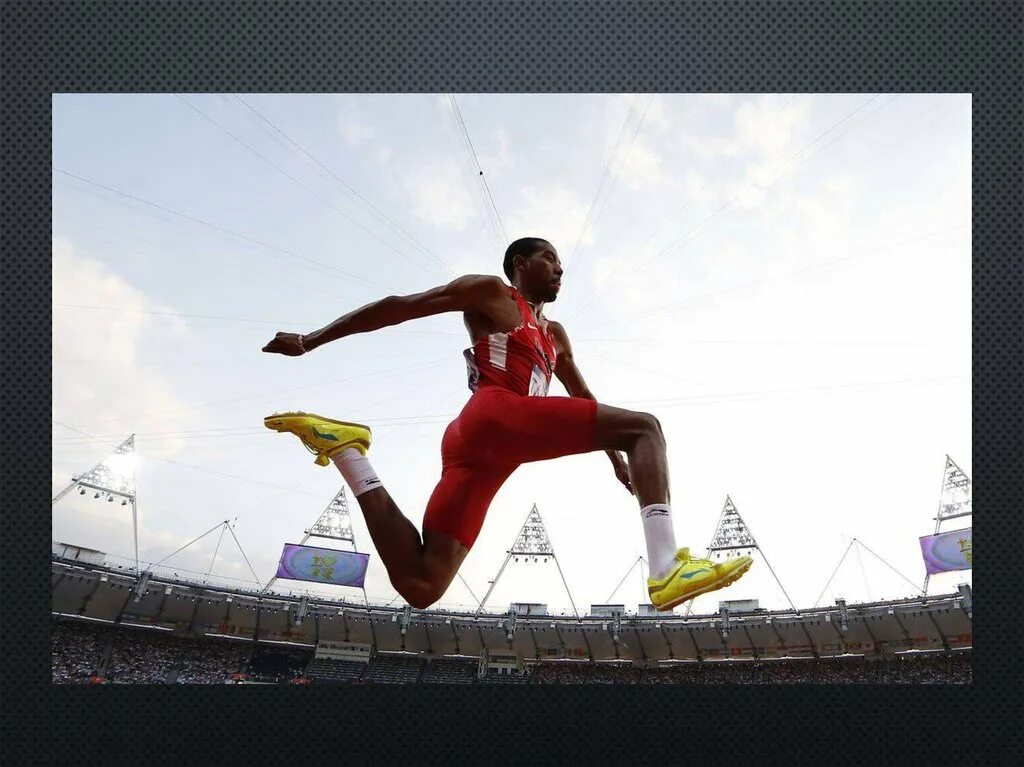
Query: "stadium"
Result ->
[[51, 94, 972, 686], [52, 436, 972, 685]]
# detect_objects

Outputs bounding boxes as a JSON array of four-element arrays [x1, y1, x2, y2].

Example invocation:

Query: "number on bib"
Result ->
[[528, 364, 549, 397]]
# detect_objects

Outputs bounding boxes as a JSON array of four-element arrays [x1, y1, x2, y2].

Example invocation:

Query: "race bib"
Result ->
[[463, 349, 480, 392], [528, 364, 550, 397]]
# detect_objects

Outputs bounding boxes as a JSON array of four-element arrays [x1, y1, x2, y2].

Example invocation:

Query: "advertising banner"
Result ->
[[919, 527, 972, 575], [275, 543, 369, 587]]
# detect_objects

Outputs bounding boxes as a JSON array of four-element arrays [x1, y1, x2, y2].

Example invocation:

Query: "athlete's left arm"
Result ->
[[549, 321, 634, 495]]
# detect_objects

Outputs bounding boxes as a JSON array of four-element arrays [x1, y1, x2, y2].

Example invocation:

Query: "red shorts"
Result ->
[[422, 386, 598, 549]]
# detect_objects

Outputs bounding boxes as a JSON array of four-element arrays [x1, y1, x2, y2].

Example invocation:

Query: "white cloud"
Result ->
[[402, 164, 476, 231], [505, 184, 591, 256], [734, 95, 808, 156], [699, 93, 735, 109], [479, 128, 514, 173], [339, 118, 375, 147], [618, 141, 664, 191], [52, 237, 196, 460]]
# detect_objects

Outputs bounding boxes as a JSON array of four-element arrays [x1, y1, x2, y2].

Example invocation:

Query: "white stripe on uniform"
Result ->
[[488, 332, 508, 371]]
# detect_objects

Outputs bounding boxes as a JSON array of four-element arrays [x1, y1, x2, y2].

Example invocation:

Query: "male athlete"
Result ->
[[262, 237, 752, 610]]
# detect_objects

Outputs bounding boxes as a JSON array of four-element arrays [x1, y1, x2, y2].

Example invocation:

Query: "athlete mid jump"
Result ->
[[262, 237, 752, 610]]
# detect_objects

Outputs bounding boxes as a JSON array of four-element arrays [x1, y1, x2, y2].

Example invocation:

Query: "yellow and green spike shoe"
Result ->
[[647, 548, 753, 612], [264, 412, 372, 467]]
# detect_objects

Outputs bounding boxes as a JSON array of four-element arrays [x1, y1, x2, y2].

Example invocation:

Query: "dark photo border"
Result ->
[[4, 1, 1021, 763]]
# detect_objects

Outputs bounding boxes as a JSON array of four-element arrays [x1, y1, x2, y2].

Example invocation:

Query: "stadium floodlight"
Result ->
[[957, 583, 972, 618], [132, 571, 151, 602], [836, 598, 849, 631], [52, 435, 141, 573]]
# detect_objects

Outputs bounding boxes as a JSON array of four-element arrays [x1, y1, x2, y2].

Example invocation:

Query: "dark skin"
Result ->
[[263, 240, 669, 608]]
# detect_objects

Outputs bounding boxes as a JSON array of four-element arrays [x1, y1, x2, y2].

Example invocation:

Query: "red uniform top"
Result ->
[[463, 285, 558, 397]]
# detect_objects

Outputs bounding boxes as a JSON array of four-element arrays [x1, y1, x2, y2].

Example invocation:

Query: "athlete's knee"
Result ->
[[393, 575, 446, 610], [636, 411, 665, 443]]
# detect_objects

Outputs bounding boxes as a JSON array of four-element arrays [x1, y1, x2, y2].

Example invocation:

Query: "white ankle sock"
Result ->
[[641, 504, 679, 580], [332, 448, 382, 497]]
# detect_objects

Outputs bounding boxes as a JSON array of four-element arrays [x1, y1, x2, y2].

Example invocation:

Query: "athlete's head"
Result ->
[[503, 237, 563, 302]]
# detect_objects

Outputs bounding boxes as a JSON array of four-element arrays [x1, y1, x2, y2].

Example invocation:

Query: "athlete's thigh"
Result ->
[[422, 463, 516, 550], [591, 401, 659, 453], [468, 391, 601, 465], [420, 528, 471, 591]]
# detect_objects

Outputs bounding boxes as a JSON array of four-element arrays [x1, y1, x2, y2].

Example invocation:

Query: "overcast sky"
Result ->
[[52, 93, 971, 614]]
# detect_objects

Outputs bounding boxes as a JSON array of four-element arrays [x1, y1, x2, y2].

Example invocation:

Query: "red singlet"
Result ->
[[422, 286, 598, 549]]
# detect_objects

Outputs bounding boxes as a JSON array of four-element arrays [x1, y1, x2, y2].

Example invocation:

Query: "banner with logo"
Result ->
[[919, 527, 972, 575], [275, 543, 369, 587]]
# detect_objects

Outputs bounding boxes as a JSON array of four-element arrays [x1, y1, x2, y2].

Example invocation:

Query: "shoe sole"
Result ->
[[264, 412, 372, 464], [264, 411, 372, 436], [653, 558, 754, 612]]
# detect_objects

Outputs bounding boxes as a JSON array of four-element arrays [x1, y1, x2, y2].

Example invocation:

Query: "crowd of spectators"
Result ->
[[52, 620, 971, 684], [51, 620, 108, 684], [245, 646, 313, 683], [106, 629, 181, 683], [176, 639, 251, 684], [877, 653, 969, 684], [532, 653, 970, 684]]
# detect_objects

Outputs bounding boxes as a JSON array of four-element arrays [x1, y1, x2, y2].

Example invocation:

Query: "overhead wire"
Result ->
[[564, 94, 638, 274], [566, 94, 884, 322], [580, 222, 968, 332], [52, 167, 398, 293], [51, 212, 374, 306], [230, 94, 457, 278], [51, 303, 464, 337], [562, 95, 799, 321], [174, 94, 439, 280], [571, 94, 654, 279], [448, 94, 508, 248], [72, 356, 452, 428]]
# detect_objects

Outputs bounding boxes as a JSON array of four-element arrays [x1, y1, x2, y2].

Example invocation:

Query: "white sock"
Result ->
[[332, 448, 382, 497], [641, 504, 679, 580]]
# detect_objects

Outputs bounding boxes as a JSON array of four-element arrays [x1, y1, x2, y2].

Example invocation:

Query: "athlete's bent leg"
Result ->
[[590, 404, 670, 508], [352, 486, 470, 609]]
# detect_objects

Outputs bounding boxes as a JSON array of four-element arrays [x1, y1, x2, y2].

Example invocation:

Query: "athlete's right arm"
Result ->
[[263, 275, 504, 355]]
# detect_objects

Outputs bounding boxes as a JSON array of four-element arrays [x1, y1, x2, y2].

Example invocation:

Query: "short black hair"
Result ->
[[503, 237, 550, 280]]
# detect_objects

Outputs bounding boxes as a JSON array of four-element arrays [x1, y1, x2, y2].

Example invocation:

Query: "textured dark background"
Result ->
[[3, 1, 1021, 763]]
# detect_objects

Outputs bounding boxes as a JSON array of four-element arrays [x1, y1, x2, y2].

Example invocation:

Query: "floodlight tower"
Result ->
[[52, 435, 140, 573], [477, 504, 580, 619], [262, 487, 369, 604], [923, 455, 973, 595], [684, 495, 796, 616]]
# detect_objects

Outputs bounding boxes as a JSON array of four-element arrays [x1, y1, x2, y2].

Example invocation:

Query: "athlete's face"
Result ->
[[519, 242, 563, 302]]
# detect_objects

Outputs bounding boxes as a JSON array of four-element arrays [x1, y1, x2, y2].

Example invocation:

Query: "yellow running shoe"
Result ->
[[264, 412, 372, 467], [648, 548, 753, 611]]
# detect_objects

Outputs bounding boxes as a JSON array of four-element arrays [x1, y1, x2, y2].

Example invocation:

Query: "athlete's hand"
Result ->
[[262, 332, 306, 357], [609, 452, 634, 495]]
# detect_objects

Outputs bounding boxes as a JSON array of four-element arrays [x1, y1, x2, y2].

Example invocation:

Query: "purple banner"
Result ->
[[275, 543, 369, 587], [919, 527, 972, 575]]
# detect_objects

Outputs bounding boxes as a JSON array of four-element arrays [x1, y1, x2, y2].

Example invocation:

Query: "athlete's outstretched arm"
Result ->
[[549, 321, 634, 495], [262, 275, 505, 356]]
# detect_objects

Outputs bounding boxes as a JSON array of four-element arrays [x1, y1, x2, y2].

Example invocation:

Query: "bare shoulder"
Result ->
[[546, 319, 573, 355], [547, 319, 568, 339], [450, 274, 506, 294]]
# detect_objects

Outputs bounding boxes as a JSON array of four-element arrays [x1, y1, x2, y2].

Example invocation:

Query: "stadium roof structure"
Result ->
[[52, 555, 971, 663]]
